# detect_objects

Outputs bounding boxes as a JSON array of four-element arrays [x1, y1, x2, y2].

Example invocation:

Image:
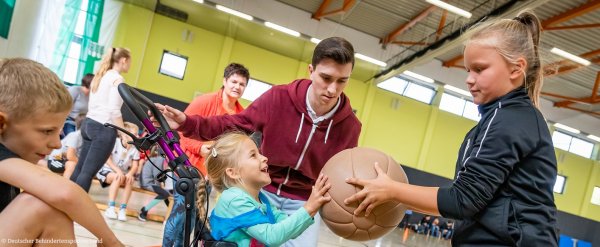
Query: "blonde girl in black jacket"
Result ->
[[345, 11, 558, 246]]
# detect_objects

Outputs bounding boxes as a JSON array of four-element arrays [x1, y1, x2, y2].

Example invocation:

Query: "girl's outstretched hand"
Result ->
[[304, 173, 332, 217], [150, 103, 187, 130], [344, 162, 395, 217]]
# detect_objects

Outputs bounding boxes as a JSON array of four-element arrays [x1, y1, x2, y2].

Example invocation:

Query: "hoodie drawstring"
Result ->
[[324, 119, 333, 144], [295, 113, 304, 143]]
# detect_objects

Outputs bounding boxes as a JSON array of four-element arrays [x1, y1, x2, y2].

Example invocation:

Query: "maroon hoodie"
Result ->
[[179, 79, 361, 200]]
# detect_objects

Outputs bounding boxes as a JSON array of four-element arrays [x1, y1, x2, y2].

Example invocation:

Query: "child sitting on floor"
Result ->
[[137, 146, 171, 221], [96, 122, 140, 221]]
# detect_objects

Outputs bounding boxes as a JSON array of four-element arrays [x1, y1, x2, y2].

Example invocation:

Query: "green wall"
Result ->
[[112, 3, 600, 223]]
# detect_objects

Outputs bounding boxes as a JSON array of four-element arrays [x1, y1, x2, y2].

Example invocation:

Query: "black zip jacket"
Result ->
[[437, 88, 559, 246]]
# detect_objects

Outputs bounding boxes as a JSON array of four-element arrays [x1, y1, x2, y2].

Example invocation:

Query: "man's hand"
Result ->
[[150, 103, 187, 130]]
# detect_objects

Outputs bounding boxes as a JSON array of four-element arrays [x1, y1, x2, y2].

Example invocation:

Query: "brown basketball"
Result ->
[[320, 147, 409, 241]]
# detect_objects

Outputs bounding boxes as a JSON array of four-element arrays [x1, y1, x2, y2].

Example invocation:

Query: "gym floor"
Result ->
[[75, 182, 451, 247]]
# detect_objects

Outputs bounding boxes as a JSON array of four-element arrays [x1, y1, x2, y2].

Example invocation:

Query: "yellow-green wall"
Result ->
[[112, 4, 600, 223]]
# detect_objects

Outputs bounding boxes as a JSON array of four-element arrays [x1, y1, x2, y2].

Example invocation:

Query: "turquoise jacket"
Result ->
[[209, 187, 313, 247]]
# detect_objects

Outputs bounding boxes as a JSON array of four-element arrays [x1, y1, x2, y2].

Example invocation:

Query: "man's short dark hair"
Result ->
[[81, 73, 94, 88], [312, 37, 355, 68], [223, 63, 250, 81]]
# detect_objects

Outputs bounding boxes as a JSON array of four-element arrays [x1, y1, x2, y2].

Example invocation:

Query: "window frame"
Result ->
[[241, 78, 273, 102], [553, 174, 567, 194], [376, 75, 437, 105], [158, 50, 189, 80]]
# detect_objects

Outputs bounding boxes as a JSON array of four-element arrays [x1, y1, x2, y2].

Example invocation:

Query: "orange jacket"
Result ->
[[179, 89, 244, 175]]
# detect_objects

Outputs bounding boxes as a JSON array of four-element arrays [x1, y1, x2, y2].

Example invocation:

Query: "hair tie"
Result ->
[[513, 16, 525, 24], [211, 147, 218, 158]]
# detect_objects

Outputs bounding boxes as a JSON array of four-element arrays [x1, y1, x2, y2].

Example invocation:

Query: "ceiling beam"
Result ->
[[545, 23, 600, 31], [391, 41, 429, 45], [545, 57, 600, 77], [436, 10, 448, 41], [375, 0, 549, 84], [541, 0, 600, 27], [544, 49, 600, 77], [557, 105, 600, 117], [550, 71, 600, 107], [443, 1, 600, 68], [381, 5, 437, 47], [312, 0, 356, 20]]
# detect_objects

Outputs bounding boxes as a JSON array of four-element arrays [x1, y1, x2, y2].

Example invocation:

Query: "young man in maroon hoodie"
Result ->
[[158, 37, 361, 246]]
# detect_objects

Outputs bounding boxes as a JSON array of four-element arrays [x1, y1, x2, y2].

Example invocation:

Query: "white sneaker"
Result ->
[[117, 208, 127, 221], [104, 207, 117, 219]]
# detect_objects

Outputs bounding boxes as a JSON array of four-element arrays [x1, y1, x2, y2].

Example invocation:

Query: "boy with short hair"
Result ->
[[0, 58, 123, 246]]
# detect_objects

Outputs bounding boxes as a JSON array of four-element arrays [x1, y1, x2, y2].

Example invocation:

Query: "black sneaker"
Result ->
[[137, 207, 148, 222]]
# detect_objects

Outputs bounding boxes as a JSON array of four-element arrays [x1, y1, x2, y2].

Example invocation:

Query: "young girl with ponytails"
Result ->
[[196, 132, 331, 247], [345, 11, 559, 246]]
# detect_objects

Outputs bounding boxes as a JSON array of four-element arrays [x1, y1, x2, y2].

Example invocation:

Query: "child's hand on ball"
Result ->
[[344, 162, 394, 217], [304, 173, 332, 217]]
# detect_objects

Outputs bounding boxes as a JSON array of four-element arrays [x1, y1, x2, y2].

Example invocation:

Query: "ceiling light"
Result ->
[[554, 123, 580, 134], [355, 53, 387, 67], [403, 70, 434, 84], [550, 47, 591, 66], [265, 22, 300, 37], [444, 84, 471, 97], [426, 0, 472, 18], [310, 38, 321, 44], [216, 5, 253, 21], [587, 135, 600, 142]]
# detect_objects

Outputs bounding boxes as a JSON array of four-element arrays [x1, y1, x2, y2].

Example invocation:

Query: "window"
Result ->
[[158, 51, 188, 80], [403, 82, 436, 104], [463, 101, 480, 121], [552, 131, 595, 158], [241, 78, 272, 102], [439, 93, 481, 121], [591, 186, 600, 206], [377, 76, 436, 104], [553, 175, 566, 194], [377, 77, 408, 95], [60, 0, 103, 85]]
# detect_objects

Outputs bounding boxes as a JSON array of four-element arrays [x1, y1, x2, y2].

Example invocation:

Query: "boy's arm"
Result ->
[[126, 160, 139, 184], [0, 158, 122, 246], [105, 155, 123, 176]]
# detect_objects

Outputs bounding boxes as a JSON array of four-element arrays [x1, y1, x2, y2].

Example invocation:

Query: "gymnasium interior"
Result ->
[[1, 0, 599, 246]]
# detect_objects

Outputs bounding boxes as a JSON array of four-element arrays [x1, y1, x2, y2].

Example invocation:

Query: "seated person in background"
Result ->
[[96, 122, 140, 221], [429, 217, 441, 237], [62, 73, 93, 138], [0, 58, 123, 246], [44, 113, 85, 178], [138, 146, 172, 222], [441, 220, 454, 240], [416, 215, 433, 234], [196, 132, 331, 247]]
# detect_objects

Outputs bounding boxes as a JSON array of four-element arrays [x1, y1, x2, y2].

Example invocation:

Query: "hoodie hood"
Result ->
[[288, 79, 355, 127]]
